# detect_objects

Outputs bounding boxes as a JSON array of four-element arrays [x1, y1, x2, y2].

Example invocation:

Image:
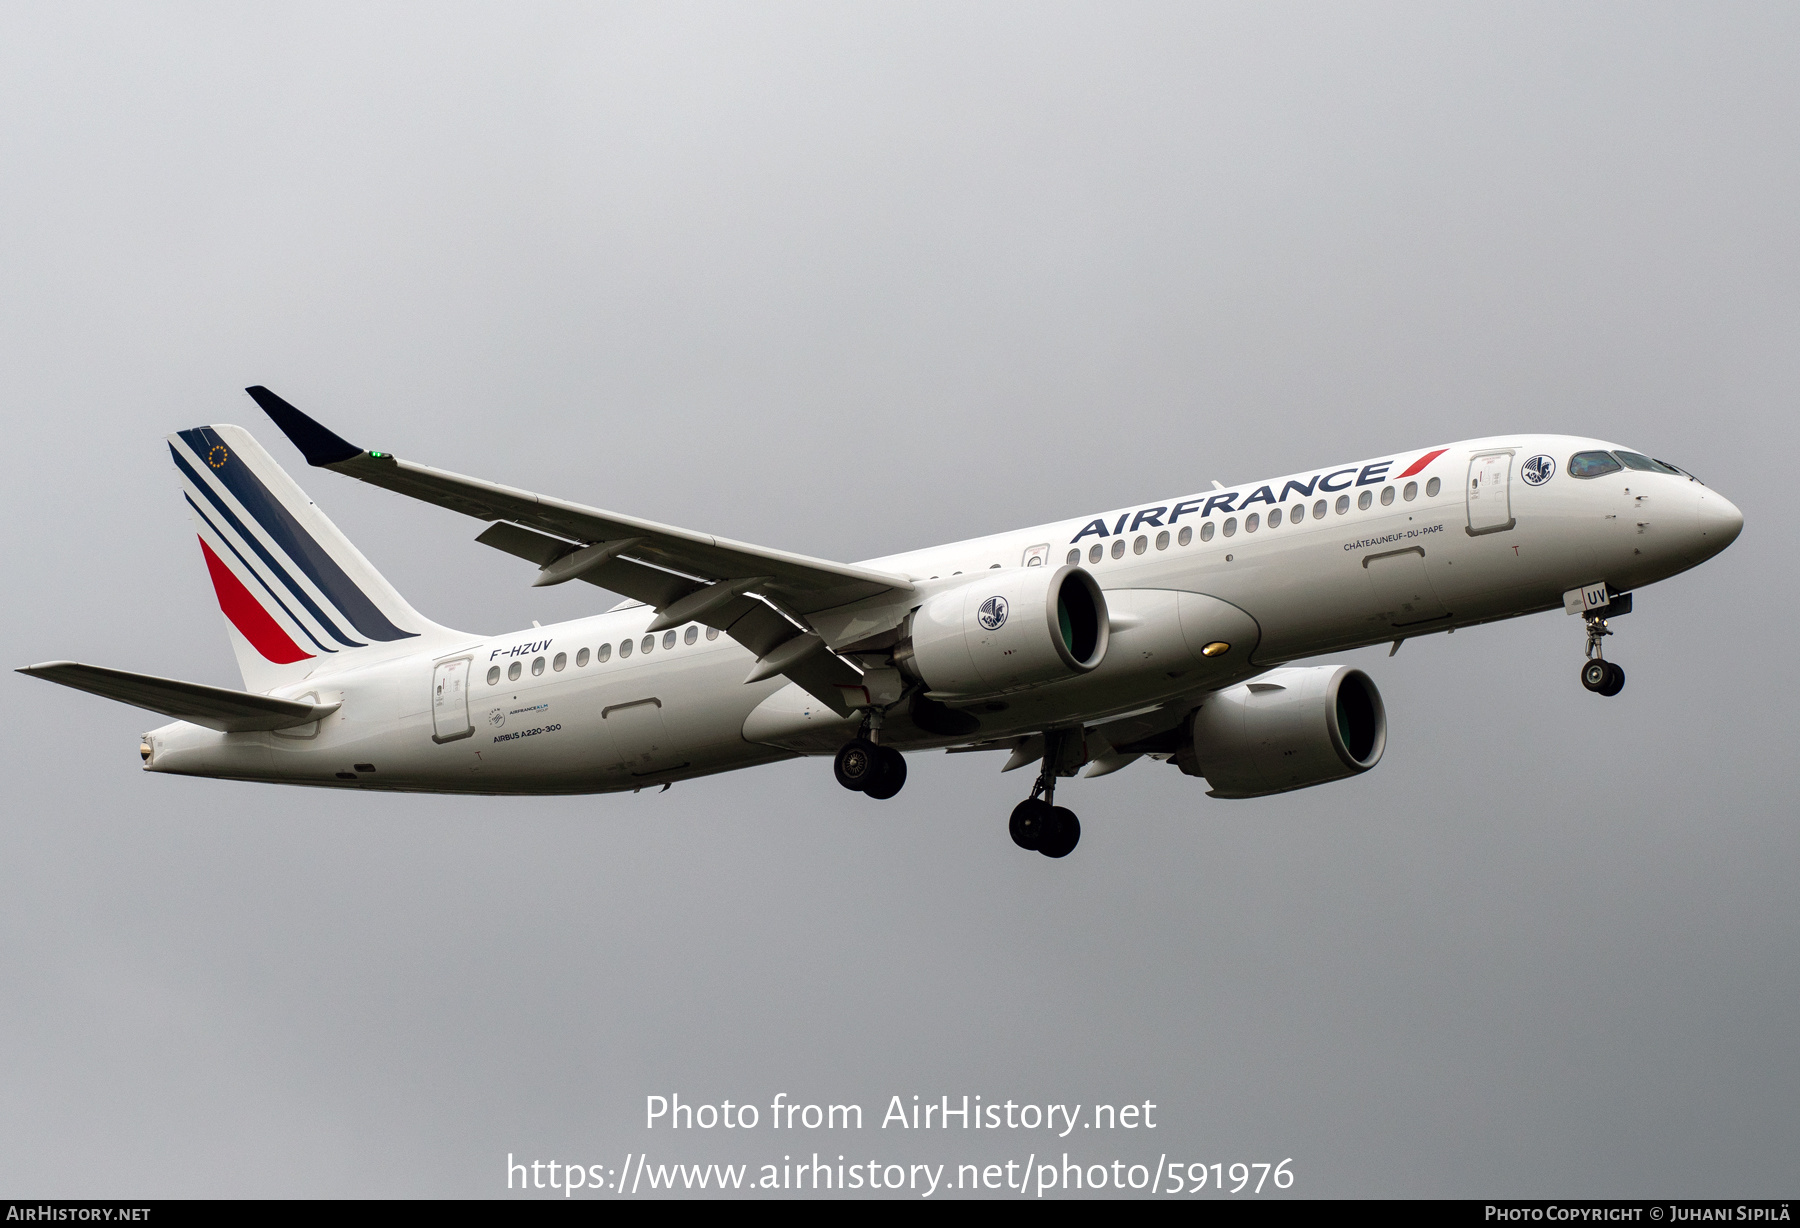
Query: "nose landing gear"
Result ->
[[1579, 612, 1626, 697], [1581, 657, 1625, 696], [1008, 730, 1081, 858]]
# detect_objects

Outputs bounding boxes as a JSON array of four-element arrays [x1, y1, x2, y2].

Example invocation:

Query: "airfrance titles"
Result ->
[[1066, 448, 1449, 543]]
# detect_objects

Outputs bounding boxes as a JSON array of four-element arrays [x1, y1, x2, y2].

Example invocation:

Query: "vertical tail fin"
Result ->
[[169, 423, 459, 693]]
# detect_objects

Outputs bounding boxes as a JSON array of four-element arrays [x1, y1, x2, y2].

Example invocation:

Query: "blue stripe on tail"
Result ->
[[170, 445, 366, 648], [183, 493, 337, 655], [176, 428, 415, 643]]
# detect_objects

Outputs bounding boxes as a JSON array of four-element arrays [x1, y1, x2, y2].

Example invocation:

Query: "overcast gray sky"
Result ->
[[2, 2, 1796, 1198]]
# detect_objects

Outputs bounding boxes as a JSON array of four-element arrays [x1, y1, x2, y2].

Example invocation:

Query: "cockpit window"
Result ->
[[1614, 450, 1689, 478], [1609, 449, 1686, 477], [1568, 450, 1623, 478]]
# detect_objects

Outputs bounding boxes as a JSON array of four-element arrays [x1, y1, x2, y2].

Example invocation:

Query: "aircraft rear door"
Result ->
[[431, 656, 474, 743], [1466, 450, 1516, 536]]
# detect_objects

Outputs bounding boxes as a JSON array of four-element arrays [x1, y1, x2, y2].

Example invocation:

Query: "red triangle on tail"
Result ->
[[197, 538, 313, 665]]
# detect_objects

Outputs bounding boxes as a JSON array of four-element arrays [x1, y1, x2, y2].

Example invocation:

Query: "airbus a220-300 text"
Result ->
[[20, 389, 1743, 858]]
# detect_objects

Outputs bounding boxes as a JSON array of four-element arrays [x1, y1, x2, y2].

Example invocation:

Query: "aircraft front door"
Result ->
[[431, 657, 474, 743], [1466, 451, 1516, 536]]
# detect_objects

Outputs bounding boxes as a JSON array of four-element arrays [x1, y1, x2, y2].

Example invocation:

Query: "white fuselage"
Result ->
[[141, 435, 1742, 794]]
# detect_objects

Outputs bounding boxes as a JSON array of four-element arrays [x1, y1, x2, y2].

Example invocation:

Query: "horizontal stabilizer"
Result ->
[[17, 661, 340, 732]]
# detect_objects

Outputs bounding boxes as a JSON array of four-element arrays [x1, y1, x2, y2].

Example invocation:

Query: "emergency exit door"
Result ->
[[1466, 451, 1516, 536], [431, 657, 474, 743]]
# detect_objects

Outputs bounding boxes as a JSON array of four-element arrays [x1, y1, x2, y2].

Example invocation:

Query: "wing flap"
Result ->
[[345, 451, 899, 610], [18, 661, 340, 732], [472, 520, 857, 713], [245, 387, 913, 616]]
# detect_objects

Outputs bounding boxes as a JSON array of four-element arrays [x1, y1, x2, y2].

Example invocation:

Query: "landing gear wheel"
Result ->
[[1010, 799, 1052, 850], [863, 747, 908, 800], [834, 738, 879, 792], [1037, 807, 1081, 858], [1580, 659, 1626, 696]]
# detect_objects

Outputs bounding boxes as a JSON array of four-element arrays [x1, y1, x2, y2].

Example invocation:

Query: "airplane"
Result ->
[[18, 388, 1744, 858]]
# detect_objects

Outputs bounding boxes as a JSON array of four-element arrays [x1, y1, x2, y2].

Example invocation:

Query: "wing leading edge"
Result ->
[[245, 387, 913, 714]]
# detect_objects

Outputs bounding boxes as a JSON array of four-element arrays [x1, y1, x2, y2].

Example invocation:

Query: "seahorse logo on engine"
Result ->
[[978, 596, 1009, 630]]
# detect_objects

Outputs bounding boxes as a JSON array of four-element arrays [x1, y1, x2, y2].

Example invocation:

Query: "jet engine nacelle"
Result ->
[[1176, 665, 1386, 798], [898, 565, 1109, 702]]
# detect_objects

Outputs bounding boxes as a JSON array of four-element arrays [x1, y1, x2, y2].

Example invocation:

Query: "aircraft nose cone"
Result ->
[[1686, 488, 1744, 562]]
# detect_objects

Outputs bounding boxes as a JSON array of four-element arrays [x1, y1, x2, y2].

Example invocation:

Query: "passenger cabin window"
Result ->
[[1313, 499, 1327, 519], [1089, 544, 1103, 564], [706, 627, 720, 640], [1569, 451, 1623, 478], [1426, 477, 1441, 497], [508, 660, 522, 681], [1245, 513, 1260, 532], [1111, 539, 1125, 559], [1269, 508, 1282, 527], [618, 639, 632, 658], [1178, 526, 1192, 546], [597, 643, 611, 662], [487, 665, 500, 685], [685, 626, 699, 645], [1156, 530, 1170, 550], [641, 635, 655, 654], [576, 648, 589, 667], [553, 651, 567, 672], [1357, 490, 1373, 510], [1067, 549, 1080, 565], [1223, 517, 1237, 537], [532, 656, 545, 676], [1199, 522, 1214, 542], [1380, 486, 1395, 505], [1336, 495, 1350, 514], [663, 630, 677, 649], [1133, 535, 1147, 554], [1403, 481, 1418, 501]]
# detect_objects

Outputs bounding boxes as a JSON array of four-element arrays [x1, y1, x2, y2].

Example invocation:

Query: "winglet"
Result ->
[[244, 386, 363, 466]]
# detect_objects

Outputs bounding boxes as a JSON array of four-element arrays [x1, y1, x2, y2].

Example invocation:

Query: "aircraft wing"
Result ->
[[17, 662, 341, 732], [248, 387, 910, 714]]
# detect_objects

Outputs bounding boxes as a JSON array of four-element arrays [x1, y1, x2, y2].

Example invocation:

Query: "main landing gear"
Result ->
[[1008, 731, 1081, 859], [834, 726, 907, 801], [1579, 609, 1626, 697]]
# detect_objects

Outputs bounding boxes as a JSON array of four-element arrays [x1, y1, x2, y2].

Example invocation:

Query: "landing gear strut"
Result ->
[[1009, 731, 1081, 858], [833, 712, 907, 800], [1579, 611, 1626, 697]]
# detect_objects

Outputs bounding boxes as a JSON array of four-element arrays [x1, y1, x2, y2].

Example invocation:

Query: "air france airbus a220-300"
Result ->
[[20, 388, 1743, 858]]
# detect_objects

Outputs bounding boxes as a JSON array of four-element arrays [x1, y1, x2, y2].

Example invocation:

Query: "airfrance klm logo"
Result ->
[[1067, 449, 1447, 544]]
